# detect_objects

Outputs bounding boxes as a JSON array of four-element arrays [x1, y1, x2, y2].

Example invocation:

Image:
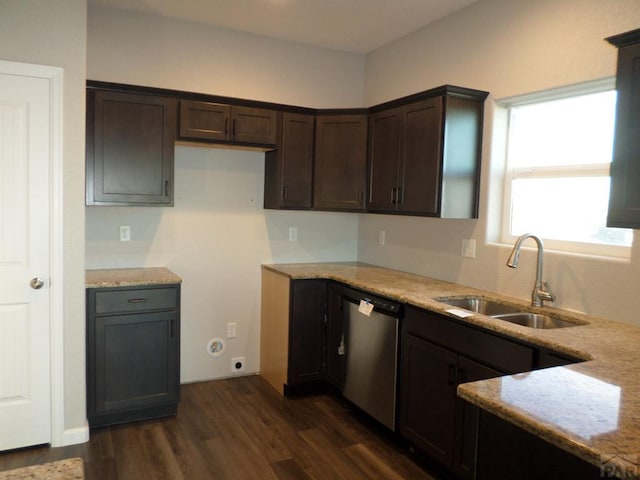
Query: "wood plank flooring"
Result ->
[[0, 376, 443, 479]]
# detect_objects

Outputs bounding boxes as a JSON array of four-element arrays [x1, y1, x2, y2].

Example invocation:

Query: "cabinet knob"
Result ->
[[30, 277, 45, 290]]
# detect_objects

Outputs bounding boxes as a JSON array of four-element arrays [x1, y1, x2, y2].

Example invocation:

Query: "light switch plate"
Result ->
[[378, 229, 386, 245], [227, 322, 237, 339], [289, 227, 298, 242]]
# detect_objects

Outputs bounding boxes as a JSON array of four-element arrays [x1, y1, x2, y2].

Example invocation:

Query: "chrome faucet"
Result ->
[[506, 233, 556, 307]]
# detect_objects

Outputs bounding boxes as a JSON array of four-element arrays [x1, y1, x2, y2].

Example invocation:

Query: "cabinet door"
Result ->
[[288, 280, 326, 387], [264, 112, 315, 209], [607, 36, 640, 228], [87, 90, 176, 206], [453, 356, 502, 480], [92, 311, 179, 416], [476, 410, 611, 480], [399, 333, 458, 466], [399, 97, 443, 215], [314, 114, 368, 211], [179, 100, 230, 141], [325, 282, 344, 389], [231, 106, 278, 145], [368, 108, 402, 212]]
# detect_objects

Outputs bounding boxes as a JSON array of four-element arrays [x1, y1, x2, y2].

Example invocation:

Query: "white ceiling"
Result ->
[[88, 0, 479, 53]]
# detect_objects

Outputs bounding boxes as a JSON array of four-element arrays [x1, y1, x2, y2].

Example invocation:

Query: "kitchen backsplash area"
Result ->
[[85, 145, 358, 383]]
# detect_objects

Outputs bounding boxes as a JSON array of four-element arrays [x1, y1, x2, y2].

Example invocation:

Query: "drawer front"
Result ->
[[404, 306, 534, 374], [94, 287, 178, 314]]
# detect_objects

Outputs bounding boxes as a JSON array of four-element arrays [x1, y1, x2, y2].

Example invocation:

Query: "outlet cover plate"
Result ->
[[231, 357, 246, 373], [462, 238, 476, 258]]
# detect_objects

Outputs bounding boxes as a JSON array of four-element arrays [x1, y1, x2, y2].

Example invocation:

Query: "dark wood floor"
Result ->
[[0, 376, 442, 479]]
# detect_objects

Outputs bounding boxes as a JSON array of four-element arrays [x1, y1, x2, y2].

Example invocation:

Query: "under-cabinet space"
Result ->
[[86, 89, 176, 206], [179, 100, 278, 146]]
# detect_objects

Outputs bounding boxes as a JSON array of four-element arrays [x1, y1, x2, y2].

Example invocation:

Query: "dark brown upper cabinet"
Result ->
[[368, 87, 488, 218], [313, 113, 368, 211], [86, 89, 176, 206], [264, 112, 315, 209], [607, 28, 640, 229], [179, 100, 278, 146]]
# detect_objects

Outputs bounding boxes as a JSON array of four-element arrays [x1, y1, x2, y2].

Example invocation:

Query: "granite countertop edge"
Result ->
[[86, 267, 182, 288], [263, 261, 640, 479]]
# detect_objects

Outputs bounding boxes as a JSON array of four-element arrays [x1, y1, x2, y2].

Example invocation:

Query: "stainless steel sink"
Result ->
[[438, 297, 521, 316], [438, 296, 582, 329], [492, 312, 579, 329]]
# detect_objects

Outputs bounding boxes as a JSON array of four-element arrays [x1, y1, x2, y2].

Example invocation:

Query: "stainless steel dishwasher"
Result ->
[[341, 287, 401, 431]]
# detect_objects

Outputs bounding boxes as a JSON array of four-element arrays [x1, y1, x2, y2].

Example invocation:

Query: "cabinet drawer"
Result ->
[[404, 306, 533, 374], [95, 287, 178, 314]]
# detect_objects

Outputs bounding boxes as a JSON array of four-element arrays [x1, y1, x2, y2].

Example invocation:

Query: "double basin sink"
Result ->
[[438, 297, 583, 329]]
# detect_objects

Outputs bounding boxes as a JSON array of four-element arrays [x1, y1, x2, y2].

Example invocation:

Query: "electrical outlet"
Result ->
[[461, 238, 476, 258], [289, 227, 298, 242], [378, 229, 386, 245], [231, 357, 246, 373], [227, 322, 237, 339], [119, 225, 131, 242]]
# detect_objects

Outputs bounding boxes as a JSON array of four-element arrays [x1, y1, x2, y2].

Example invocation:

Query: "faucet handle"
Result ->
[[538, 281, 556, 302]]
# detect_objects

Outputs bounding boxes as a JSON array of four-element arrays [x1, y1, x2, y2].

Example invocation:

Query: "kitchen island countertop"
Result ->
[[264, 261, 640, 479]]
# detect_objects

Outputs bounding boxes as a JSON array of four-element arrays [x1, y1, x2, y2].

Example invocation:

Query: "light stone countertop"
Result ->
[[0, 458, 84, 479], [86, 267, 182, 288], [264, 261, 640, 479]]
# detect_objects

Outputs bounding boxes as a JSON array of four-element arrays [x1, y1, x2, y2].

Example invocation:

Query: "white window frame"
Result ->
[[498, 78, 631, 259]]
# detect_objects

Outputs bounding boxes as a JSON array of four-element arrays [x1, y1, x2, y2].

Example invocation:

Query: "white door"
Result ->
[[0, 65, 53, 450]]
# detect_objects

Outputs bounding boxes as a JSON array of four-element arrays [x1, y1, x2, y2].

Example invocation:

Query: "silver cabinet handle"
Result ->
[[30, 277, 44, 290]]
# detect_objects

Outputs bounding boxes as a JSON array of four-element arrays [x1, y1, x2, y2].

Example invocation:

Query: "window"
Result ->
[[500, 81, 632, 257]]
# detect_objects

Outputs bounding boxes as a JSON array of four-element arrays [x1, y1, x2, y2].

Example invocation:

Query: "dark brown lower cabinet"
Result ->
[[452, 357, 502, 479], [86, 284, 180, 428], [400, 333, 502, 478], [400, 333, 459, 465], [325, 282, 345, 390], [287, 280, 327, 388], [399, 306, 534, 479], [476, 410, 621, 480]]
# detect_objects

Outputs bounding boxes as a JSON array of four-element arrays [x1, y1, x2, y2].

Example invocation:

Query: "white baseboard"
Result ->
[[52, 423, 90, 447]]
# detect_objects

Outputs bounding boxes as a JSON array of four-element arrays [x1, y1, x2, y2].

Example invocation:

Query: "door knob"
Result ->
[[30, 277, 44, 290]]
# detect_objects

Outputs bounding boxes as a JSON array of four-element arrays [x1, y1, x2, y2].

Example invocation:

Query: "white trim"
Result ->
[[57, 424, 90, 447], [497, 77, 616, 107], [496, 79, 631, 259], [0, 60, 73, 447], [47, 65, 69, 447], [509, 164, 611, 179]]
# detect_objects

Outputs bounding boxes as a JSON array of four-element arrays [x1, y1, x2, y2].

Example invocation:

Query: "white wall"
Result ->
[[360, 0, 640, 324], [0, 0, 87, 436], [86, 147, 357, 381], [86, 7, 363, 381], [87, 5, 365, 108], [87, 0, 640, 385]]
